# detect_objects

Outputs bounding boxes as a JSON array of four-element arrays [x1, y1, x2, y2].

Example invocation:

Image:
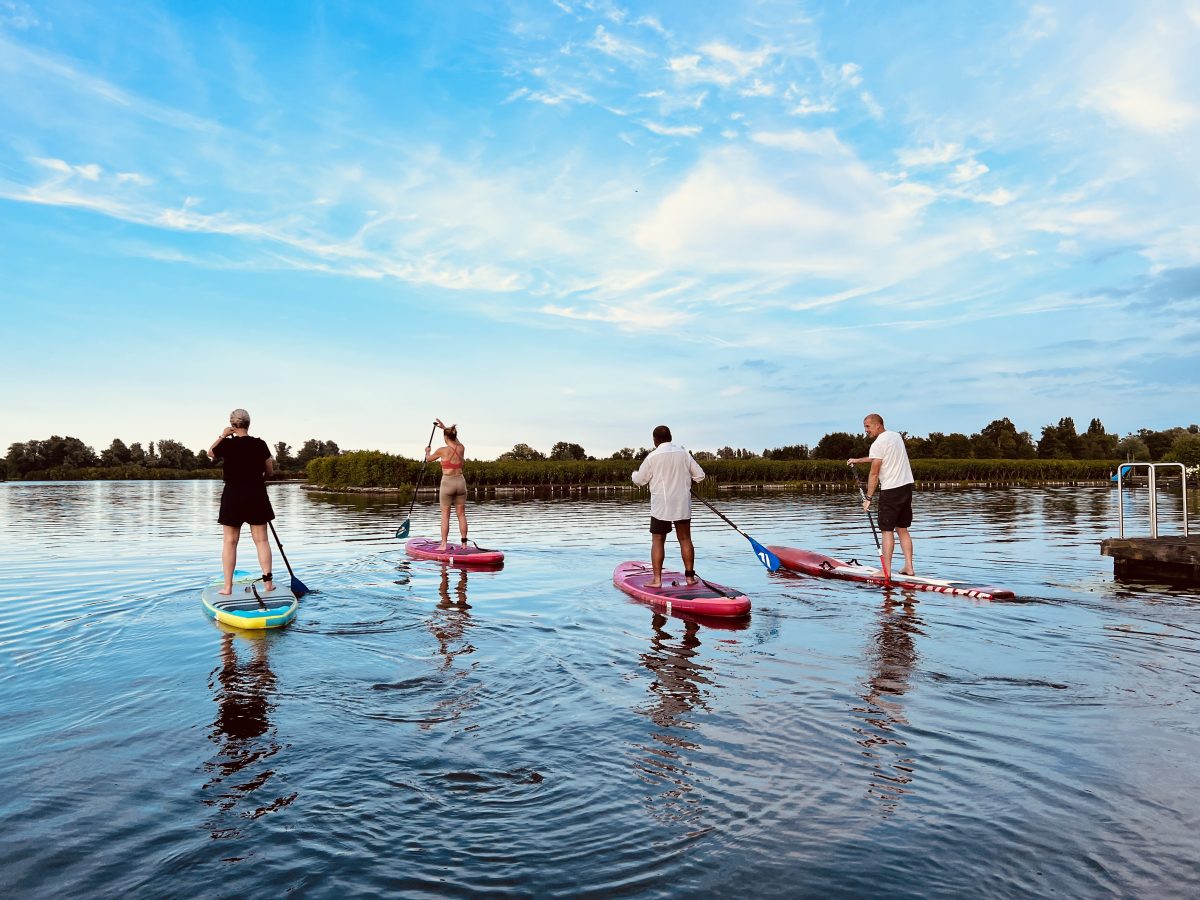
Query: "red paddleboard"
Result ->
[[405, 538, 505, 566], [768, 546, 1015, 601], [613, 561, 751, 617]]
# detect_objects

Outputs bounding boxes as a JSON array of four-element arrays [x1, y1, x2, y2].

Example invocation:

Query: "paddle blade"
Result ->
[[291, 575, 311, 598], [395, 519, 411, 539], [747, 535, 781, 572]]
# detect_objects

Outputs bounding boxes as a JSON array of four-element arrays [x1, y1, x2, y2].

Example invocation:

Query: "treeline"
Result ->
[[308, 451, 1123, 491], [496, 418, 1200, 465], [2, 435, 342, 480]]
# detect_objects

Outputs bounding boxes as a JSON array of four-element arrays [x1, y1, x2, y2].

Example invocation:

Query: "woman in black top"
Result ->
[[207, 409, 275, 595]]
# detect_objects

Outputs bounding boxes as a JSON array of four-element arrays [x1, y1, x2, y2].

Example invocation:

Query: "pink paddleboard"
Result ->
[[405, 538, 505, 566], [613, 561, 751, 617]]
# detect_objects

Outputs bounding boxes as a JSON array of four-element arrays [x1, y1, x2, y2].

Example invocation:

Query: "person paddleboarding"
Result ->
[[848, 413, 916, 578], [425, 418, 469, 551], [631, 425, 706, 588], [207, 408, 275, 596]]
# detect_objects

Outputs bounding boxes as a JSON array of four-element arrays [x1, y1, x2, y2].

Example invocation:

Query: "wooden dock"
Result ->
[[1101, 536, 1200, 584]]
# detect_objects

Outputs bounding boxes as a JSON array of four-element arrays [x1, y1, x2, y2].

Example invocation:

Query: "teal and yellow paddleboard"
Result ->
[[200, 570, 298, 630]]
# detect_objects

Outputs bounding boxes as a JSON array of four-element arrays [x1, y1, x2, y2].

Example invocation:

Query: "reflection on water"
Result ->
[[852, 590, 923, 818], [3, 481, 1200, 896], [422, 566, 477, 729], [202, 630, 295, 845], [634, 611, 716, 837]]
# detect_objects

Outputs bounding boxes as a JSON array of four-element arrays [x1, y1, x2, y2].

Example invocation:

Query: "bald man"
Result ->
[[848, 413, 915, 577]]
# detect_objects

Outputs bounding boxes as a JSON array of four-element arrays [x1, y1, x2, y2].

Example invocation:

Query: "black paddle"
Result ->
[[848, 463, 887, 581], [690, 487, 781, 572], [268, 520, 310, 597], [395, 422, 439, 540]]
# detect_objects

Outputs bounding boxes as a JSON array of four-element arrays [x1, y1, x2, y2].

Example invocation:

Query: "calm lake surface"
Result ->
[[1, 481, 1197, 898]]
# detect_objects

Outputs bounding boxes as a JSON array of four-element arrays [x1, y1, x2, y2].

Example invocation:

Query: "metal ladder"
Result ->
[[1116, 462, 1190, 538]]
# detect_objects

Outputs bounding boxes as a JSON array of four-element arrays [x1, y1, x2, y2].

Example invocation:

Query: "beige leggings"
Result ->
[[439, 474, 467, 506]]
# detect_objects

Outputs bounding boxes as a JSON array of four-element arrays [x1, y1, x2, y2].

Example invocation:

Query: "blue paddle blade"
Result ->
[[748, 535, 781, 572], [395, 519, 411, 539], [291, 576, 310, 598]]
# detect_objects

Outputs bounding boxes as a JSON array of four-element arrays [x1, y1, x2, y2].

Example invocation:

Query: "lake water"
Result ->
[[1, 481, 1197, 898]]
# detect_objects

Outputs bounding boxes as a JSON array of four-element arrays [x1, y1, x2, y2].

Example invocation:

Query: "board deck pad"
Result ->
[[201, 571, 299, 629], [405, 538, 505, 566], [768, 546, 1015, 600], [613, 561, 751, 617]]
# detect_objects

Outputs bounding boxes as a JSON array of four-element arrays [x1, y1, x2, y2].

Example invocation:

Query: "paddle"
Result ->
[[395, 422, 439, 540], [267, 520, 310, 597], [848, 463, 887, 582], [689, 488, 781, 572]]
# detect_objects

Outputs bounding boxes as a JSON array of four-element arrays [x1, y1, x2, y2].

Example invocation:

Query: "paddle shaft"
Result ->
[[689, 487, 780, 572], [849, 465, 881, 550], [404, 423, 440, 522], [267, 520, 308, 595], [690, 489, 751, 540], [849, 464, 888, 582]]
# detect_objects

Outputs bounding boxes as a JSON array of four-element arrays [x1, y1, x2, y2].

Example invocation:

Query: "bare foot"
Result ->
[[263, 581, 277, 592], [438, 543, 448, 551], [686, 576, 698, 586], [900, 569, 915, 577], [646, 581, 662, 589], [218, 587, 233, 596]]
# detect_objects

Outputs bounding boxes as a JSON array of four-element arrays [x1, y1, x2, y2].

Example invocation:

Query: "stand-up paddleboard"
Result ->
[[768, 546, 1015, 600], [613, 561, 751, 617], [405, 538, 504, 566], [201, 570, 299, 629]]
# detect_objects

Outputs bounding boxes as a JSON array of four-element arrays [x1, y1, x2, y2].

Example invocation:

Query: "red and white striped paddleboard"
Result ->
[[768, 546, 1015, 601]]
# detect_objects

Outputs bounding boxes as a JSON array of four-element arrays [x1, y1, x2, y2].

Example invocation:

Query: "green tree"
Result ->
[[764, 444, 809, 460], [297, 439, 341, 466], [1167, 433, 1200, 468], [812, 432, 867, 460], [1116, 435, 1150, 460], [155, 439, 192, 469], [275, 442, 294, 471], [100, 438, 132, 467], [549, 441, 587, 461], [497, 443, 546, 461]]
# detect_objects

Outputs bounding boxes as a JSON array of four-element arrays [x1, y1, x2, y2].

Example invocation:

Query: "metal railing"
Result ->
[[1116, 462, 1189, 538]]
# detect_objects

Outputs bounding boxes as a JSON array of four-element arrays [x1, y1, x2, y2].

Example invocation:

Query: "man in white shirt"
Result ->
[[631, 425, 706, 588], [848, 413, 916, 578]]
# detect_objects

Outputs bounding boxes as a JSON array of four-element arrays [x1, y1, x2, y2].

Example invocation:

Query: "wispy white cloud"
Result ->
[[640, 120, 701, 137], [540, 302, 691, 330]]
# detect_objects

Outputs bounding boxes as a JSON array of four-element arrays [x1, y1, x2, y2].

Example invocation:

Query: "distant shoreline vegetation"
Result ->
[[308, 452, 1123, 492], [1, 435, 339, 481], [6, 418, 1200, 485]]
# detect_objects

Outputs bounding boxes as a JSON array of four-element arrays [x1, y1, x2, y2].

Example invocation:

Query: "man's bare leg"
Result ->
[[250, 523, 275, 591], [881, 530, 895, 581], [897, 528, 915, 576], [677, 520, 696, 584], [649, 533, 666, 587]]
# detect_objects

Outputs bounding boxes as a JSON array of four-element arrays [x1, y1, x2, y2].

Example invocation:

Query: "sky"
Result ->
[[1, 0, 1198, 460]]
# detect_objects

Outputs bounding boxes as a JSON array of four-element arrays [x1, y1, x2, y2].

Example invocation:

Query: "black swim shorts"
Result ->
[[877, 484, 913, 532], [218, 484, 276, 528], [649, 516, 690, 535]]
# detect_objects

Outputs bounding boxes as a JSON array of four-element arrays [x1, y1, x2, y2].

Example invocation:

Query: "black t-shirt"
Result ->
[[214, 436, 271, 485]]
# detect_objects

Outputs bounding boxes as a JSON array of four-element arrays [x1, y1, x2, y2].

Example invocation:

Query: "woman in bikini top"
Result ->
[[425, 419, 469, 549]]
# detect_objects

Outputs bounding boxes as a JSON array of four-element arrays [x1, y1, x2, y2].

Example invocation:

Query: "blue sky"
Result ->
[[2, 0, 1198, 459]]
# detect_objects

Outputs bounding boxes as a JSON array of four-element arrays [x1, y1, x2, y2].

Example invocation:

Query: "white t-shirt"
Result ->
[[631, 442, 706, 521], [868, 430, 914, 489]]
